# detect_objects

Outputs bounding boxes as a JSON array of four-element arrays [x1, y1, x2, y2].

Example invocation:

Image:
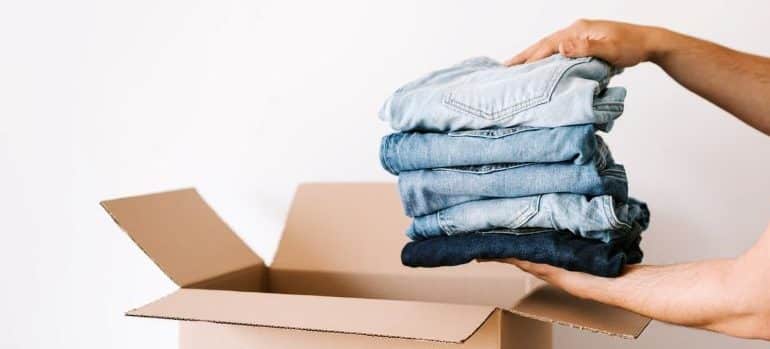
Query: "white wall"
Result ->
[[1, 0, 769, 348]]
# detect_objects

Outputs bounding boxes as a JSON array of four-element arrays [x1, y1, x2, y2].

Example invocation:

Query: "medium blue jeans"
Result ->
[[398, 143, 626, 217], [379, 55, 625, 132], [380, 124, 601, 175], [408, 195, 648, 243]]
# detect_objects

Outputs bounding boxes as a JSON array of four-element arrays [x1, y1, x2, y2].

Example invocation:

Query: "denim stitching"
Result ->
[[602, 196, 631, 230], [436, 210, 456, 235], [433, 163, 536, 174], [510, 195, 541, 229], [442, 57, 592, 121], [447, 126, 538, 139]]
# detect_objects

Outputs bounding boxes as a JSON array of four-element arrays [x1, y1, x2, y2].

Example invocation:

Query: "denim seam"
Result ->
[[447, 126, 538, 139], [432, 162, 535, 175], [441, 57, 592, 121], [602, 196, 631, 230], [511, 195, 541, 229], [593, 101, 625, 107], [600, 170, 627, 180], [601, 170, 626, 176], [436, 210, 456, 235]]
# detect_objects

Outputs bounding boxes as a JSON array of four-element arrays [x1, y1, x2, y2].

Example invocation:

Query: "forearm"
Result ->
[[647, 27, 770, 135]]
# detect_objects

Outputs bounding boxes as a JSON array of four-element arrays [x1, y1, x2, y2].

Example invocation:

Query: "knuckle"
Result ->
[[575, 37, 591, 49]]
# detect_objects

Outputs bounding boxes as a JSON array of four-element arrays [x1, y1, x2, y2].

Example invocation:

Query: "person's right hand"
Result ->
[[504, 19, 665, 68]]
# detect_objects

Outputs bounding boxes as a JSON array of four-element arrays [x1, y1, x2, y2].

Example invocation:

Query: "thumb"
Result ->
[[558, 38, 613, 59]]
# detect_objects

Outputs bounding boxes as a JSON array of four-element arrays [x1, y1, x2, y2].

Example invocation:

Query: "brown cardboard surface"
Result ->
[[178, 311, 503, 349], [271, 183, 542, 278], [271, 182, 410, 273], [500, 311, 552, 349], [128, 288, 496, 343], [101, 188, 264, 287], [268, 268, 532, 307], [512, 285, 651, 339]]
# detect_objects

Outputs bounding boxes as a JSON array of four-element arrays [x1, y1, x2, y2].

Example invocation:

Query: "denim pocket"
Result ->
[[442, 57, 592, 121], [432, 163, 535, 174], [447, 126, 538, 139], [437, 195, 541, 235]]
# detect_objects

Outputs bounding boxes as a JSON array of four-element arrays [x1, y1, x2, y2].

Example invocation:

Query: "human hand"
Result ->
[[504, 19, 666, 68], [480, 222, 770, 340], [479, 258, 612, 302]]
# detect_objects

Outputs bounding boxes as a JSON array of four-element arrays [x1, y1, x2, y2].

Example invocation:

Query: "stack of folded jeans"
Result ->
[[378, 55, 649, 277]]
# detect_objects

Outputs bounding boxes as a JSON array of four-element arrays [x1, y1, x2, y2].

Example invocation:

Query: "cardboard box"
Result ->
[[101, 182, 650, 349]]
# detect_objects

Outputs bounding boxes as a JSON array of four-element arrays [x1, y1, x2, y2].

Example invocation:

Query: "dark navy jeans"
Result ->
[[401, 222, 645, 277]]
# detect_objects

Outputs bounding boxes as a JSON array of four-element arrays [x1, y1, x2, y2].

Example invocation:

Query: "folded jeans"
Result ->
[[398, 145, 627, 217], [380, 124, 601, 175], [401, 223, 645, 277], [408, 195, 648, 243], [379, 54, 625, 132]]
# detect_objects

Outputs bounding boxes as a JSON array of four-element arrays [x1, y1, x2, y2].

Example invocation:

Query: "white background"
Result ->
[[1, 0, 769, 348]]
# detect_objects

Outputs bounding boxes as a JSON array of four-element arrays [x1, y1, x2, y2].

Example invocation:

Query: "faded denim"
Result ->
[[408, 195, 648, 243], [380, 124, 601, 175], [401, 221, 646, 277], [398, 143, 627, 217], [379, 55, 625, 132]]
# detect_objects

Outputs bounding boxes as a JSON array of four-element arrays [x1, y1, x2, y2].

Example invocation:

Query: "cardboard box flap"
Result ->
[[128, 288, 497, 343], [511, 285, 651, 339], [101, 188, 264, 287], [272, 183, 413, 273]]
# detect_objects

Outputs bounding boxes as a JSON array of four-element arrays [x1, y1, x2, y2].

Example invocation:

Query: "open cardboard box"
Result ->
[[101, 182, 650, 349]]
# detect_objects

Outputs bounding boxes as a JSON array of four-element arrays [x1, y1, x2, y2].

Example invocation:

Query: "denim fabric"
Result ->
[[401, 223, 645, 277], [380, 124, 601, 175], [398, 144, 627, 217], [408, 195, 648, 243], [379, 55, 625, 132]]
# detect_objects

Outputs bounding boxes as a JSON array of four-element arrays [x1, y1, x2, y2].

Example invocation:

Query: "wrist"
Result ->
[[643, 26, 680, 65]]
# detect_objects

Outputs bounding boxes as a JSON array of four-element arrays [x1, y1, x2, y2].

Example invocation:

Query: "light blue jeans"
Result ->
[[398, 143, 627, 217], [407, 194, 648, 243], [379, 55, 625, 132], [380, 124, 601, 174]]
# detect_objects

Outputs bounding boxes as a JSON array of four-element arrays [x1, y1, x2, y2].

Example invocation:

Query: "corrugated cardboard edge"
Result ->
[[124, 290, 498, 344], [125, 310, 497, 344], [507, 309, 649, 339], [510, 285, 651, 339]]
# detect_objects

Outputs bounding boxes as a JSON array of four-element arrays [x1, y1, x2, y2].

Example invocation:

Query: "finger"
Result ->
[[559, 37, 616, 61], [503, 52, 529, 66], [504, 44, 539, 66], [482, 257, 610, 299], [524, 44, 559, 64], [514, 260, 558, 277], [478, 258, 543, 275]]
